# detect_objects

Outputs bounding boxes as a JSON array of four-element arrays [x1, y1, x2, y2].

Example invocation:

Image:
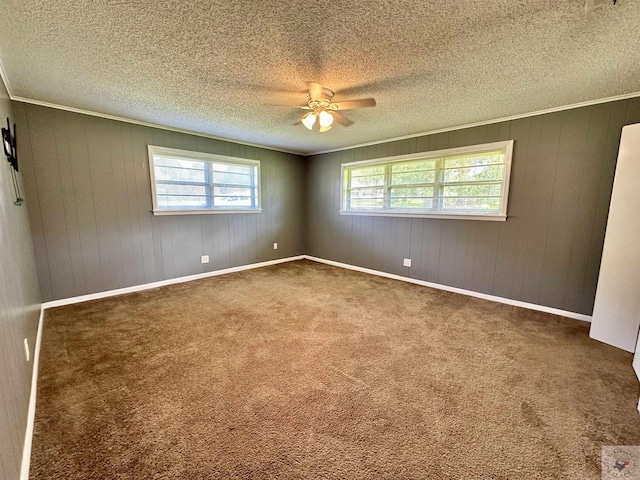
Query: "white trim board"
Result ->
[[41, 253, 592, 321], [20, 307, 44, 480], [21, 252, 589, 478], [311, 91, 640, 156], [12, 92, 640, 157], [9, 96, 302, 156], [0, 54, 638, 158], [43, 256, 305, 309], [304, 256, 592, 323]]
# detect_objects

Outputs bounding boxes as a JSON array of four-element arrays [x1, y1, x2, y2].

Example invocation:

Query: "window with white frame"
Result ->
[[148, 146, 261, 215], [341, 140, 513, 220]]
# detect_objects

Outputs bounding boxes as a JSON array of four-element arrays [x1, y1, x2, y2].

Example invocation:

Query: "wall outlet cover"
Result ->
[[201, 255, 209, 264], [273, 243, 278, 250], [403, 258, 412, 267]]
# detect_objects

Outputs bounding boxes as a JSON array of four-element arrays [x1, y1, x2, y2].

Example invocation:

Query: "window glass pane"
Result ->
[[150, 148, 260, 213], [156, 184, 207, 196], [390, 197, 434, 209], [443, 184, 502, 197], [213, 196, 253, 207], [211, 171, 253, 186], [154, 165, 206, 183], [154, 156, 206, 170], [443, 152, 504, 169], [391, 160, 436, 173], [390, 171, 435, 185], [390, 186, 434, 198], [213, 186, 253, 197], [350, 188, 384, 199], [157, 195, 208, 208], [341, 141, 511, 218], [211, 163, 252, 175], [350, 174, 385, 188], [351, 165, 385, 177], [348, 187, 384, 209], [443, 164, 505, 183], [442, 196, 501, 210], [350, 198, 384, 209]]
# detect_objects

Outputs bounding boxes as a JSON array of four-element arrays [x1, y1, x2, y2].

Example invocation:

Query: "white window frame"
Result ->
[[148, 145, 262, 216], [340, 140, 514, 221]]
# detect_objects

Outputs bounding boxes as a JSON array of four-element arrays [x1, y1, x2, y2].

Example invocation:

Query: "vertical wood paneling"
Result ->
[[13, 103, 52, 301], [53, 110, 87, 295], [121, 123, 146, 285], [580, 100, 631, 313], [109, 121, 137, 288], [562, 104, 611, 312], [519, 112, 563, 304], [86, 115, 126, 291], [26, 106, 75, 300], [493, 118, 530, 298], [131, 125, 159, 283], [1, 88, 40, 480], [307, 100, 637, 315], [538, 108, 591, 308], [19, 103, 306, 302]]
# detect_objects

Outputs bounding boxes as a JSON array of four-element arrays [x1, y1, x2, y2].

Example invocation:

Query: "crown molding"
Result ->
[[1, 49, 638, 158], [309, 91, 640, 156], [9, 95, 304, 155]]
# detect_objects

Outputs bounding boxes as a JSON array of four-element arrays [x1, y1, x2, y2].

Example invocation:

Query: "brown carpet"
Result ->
[[31, 259, 640, 479]]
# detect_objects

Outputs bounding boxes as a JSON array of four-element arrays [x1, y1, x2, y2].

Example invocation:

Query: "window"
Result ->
[[148, 146, 261, 215], [341, 140, 513, 221]]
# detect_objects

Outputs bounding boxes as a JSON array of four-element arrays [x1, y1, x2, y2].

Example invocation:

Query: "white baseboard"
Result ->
[[20, 252, 590, 477], [21, 306, 44, 480], [303, 255, 592, 323], [42, 255, 305, 309]]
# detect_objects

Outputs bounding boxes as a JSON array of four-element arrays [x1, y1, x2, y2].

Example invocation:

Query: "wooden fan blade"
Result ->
[[331, 111, 353, 127], [331, 98, 376, 110], [307, 82, 324, 101], [267, 103, 311, 109]]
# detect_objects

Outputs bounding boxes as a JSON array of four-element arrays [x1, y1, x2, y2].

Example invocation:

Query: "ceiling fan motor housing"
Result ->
[[307, 87, 335, 109]]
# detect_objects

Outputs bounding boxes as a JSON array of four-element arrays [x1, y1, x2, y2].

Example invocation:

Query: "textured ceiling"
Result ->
[[0, 1, 639, 155]]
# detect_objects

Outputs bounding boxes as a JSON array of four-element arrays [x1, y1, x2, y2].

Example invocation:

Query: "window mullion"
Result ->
[[384, 165, 391, 209], [250, 166, 256, 209], [435, 158, 444, 212], [206, 162, 213, 208], [346, 169, 352, 210]]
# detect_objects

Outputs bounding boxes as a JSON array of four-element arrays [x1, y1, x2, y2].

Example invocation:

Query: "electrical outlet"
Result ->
[[273, 243, 278, 250], [201, 255, 209, 264], [24, 338, 29, 362], [403, 258, 412, 267]]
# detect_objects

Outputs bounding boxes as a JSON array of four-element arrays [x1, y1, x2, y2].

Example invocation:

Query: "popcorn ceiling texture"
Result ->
[[0, 0, 639, 154]]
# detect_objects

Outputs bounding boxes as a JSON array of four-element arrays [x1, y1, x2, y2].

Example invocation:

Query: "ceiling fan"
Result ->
[[278, 83, 376, 133]]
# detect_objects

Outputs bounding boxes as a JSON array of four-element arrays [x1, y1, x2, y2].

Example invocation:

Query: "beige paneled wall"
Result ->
[[307, 98, 640, 316], [14, 103, 306, 302], [0, 82, 41, 477]]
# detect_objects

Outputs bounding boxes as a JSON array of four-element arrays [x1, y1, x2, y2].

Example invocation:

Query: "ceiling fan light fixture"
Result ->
[[318, 109, 334, 128], [319, 124, 332, 133], [301, 112, 316, 130]]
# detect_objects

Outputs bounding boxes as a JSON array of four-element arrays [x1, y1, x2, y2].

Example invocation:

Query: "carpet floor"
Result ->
[[31, 260, 640, 479]]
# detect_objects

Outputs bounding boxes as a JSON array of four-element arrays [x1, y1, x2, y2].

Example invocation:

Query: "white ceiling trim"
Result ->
[[0, 54, 304, 155], [2, 41, 639, 160], [0, 56, 14, 97], [9, 95, 303, 156], [310, 91, 640, 156], [9, 90, 640, 158]]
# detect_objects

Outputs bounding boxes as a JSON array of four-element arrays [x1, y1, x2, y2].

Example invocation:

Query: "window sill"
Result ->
[[152, 209, 263, 216], [338, 210, 507, 221]]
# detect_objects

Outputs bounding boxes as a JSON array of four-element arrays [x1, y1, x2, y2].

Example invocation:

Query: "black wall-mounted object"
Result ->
[[2, 117, 17, 171], [2, 117, 23, 205]]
